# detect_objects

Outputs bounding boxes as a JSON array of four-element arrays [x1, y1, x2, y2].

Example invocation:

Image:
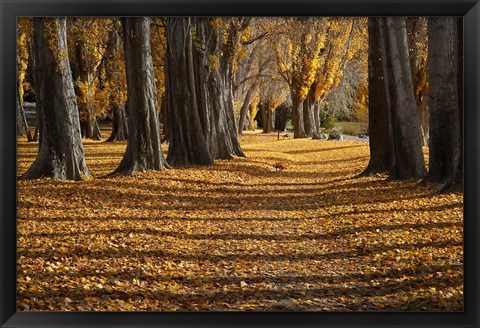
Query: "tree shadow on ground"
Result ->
[[20, 239, 462, 262]]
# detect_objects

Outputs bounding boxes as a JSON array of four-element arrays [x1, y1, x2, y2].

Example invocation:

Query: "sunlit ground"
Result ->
[[16, 130, 463, 311]]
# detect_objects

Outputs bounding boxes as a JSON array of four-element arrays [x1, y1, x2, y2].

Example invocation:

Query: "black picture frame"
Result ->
[[1, 1, 479, 327]]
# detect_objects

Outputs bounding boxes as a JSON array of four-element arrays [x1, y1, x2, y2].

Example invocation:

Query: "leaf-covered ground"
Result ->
[[16, 131, 463, 311]]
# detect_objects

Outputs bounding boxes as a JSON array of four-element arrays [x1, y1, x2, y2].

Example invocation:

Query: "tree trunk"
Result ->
[[261, 105, 275, 134], [260, 104, 268, 133], [406, 17, 430, 147], [160, 95, 169, 144], [101, 26, 127, 143], [114, 17, 168, 174], [426, 17, 461, 189], [312, 100, 321, 137], [81, 117, 103, 140], [246, 108, 255, 130], [362, 17, 394, 176], [237, 83, 256, 134], [73, 39, 101, 141], [302, 101, 312, 138], [267, 108, 275, 133], [417, 86, 430, 147], [455, 18, 463, 189], [303, 91, 314, 138], [107, 103, 128, 142], [22, 17, 90, 180], [17, 90, 24, 136], [292, 95, 306, 138], [165, 17, 213, 166], [381, 17, 426, 179], [190, 18, 246, 159]]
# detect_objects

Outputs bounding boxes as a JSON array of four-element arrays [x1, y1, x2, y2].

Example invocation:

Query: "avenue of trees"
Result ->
[[16, 16, 463, 191]]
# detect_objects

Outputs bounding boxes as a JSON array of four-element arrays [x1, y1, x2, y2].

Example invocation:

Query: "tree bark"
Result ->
[[189, 18, 246, 159], [267, 108, 275, 133], [426, 17, 461, 189], [303, 90, 315, 138], [237, 83, 257, 134], [312, 100, 321, 138], [362, 17, 394, 176], [101, 25, 127, 143], [260, 104, 268, 132], [17, 89, 24, 136], [72, 40, 103, 140], [261, 104, 275, 133], [455, 18, 463, 189], [107, 103, 128, 142], [381, 17, 426, 179], [160, 94, 169, 144], [114, 17, 168, 174], [22, 17, 90, 180], [406, 17, 430, 147], [417, 86, 430, 147], [81, 117, 103, 140], [292, 94, 306, 138], [246, 107, 256, 131], [165, 17, 213, 166]]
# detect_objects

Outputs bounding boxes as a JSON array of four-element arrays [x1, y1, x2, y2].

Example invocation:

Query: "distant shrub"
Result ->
[[275, 103, 292, 131], [338, 122, 368, 136], [320, 109, 336, 131]]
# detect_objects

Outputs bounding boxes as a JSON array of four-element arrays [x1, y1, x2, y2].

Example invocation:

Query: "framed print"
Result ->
[[1, 0, 479, 327]]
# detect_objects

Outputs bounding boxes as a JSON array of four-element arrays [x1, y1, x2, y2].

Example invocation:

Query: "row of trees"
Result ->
[[18, 16, 463, 191], [19, 17, 249, 178], [364, 16, 462, 190], [17, 17, 368, 145]]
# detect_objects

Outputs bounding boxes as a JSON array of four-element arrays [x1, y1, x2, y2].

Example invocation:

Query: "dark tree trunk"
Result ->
[[237, 83, 256, 134], [107, 103, 128, 142], [16, 90, 24, 136], [406, 17, 430, 147], [455, 18, 463, 189], [114, 17, 168, 174], [417, 86, 430, 147], [312, 100, 321, 137], [81, 117, 103, 140], [302, 101, 313, 138], [362, 17, 394, 176], [92, 119, 102, 139], [102, 26, 127, 143], [275, 104, 290, 132], [159, 94, 169, 143], [246, 108, 255, 131], [260, 104, 268, 132], [72, 39, 102, 141], [22, 17, 90, 180], [186, 18, 246, 159], [381, 17, 426, 179], [303, 90, 315, 138], [165, 17, 213, 166], [426, 17, 461, 189], [267, 108, 275, 133], [292, 94, 306, 138], [33, 106, 41, 143]]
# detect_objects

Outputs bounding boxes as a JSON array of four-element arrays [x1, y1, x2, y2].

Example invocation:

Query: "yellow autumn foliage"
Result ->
[[16, 18, 31, 105]]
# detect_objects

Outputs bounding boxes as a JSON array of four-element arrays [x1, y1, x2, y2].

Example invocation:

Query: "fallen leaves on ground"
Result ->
[[16, 130, 463, 311]]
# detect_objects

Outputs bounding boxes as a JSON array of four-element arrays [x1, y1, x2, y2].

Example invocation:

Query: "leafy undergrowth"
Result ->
[[16, 131, 463, 311]]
